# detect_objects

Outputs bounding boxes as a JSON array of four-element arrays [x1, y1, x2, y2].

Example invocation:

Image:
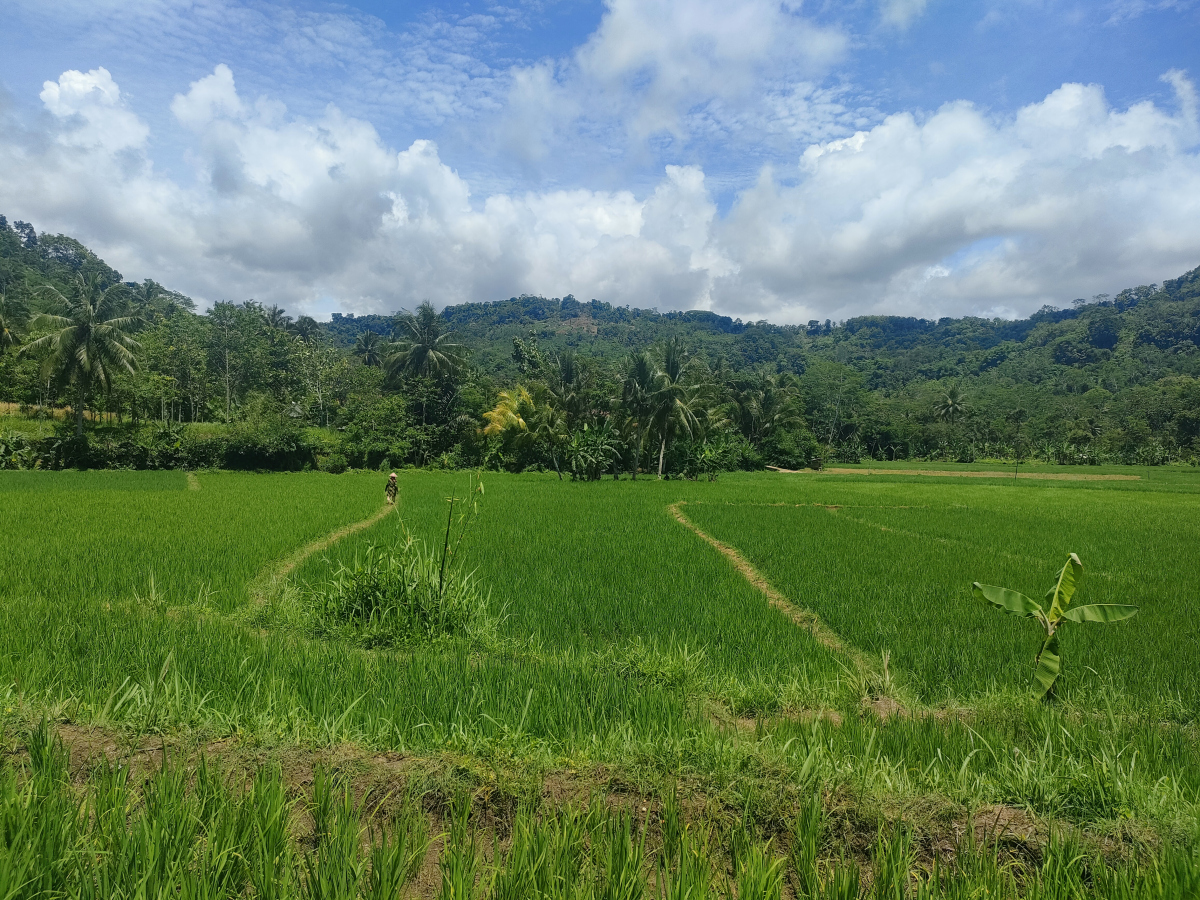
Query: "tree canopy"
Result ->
[[2, 214, 1199, 473]]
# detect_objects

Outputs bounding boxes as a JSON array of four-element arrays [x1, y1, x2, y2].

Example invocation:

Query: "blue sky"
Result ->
[[1, 0, 1198, 322]]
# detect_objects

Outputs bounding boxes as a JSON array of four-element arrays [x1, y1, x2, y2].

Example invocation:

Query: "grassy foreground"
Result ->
[[2, 467, 1199, 896]]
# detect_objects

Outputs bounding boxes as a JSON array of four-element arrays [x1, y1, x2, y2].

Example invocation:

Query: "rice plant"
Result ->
[[3, 468, 1200, 895]]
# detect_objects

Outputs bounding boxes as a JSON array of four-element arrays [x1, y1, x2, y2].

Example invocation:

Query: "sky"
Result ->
[[0, 0, 1198, 324]]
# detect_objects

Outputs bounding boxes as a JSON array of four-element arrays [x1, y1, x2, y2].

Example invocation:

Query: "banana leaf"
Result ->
[[1046, 554, 1083, 621], [1033, 633, 1061, 700], [1061, 604, 1139, 624], [973, 582, 1042, 617]]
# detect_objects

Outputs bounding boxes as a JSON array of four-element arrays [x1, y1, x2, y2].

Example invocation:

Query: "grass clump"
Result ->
[[309, 535, 495, 649]]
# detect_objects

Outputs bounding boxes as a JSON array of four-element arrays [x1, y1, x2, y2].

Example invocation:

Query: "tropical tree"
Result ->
[[482, 384, 566, 477], [125, 279, 194, 323], [648, 337, 702, 478], [386, 302, 464, 379], [974, 554, 1138, 699], [1007, 406, 1028, 475], [287, 315, 320, 344], [262, 304, 292, 332], [619, 351, 657, 480], [566, 420, 622, 481], [934, 384, 968, 424], [21, 274, 141, 435], [727, 370, 802, 445], [293, 342, 346, 428], [353, 330, 385, 367], [128, 279, 162, 320], [0, 292, 28, 351], [545, 350, 587, 427]]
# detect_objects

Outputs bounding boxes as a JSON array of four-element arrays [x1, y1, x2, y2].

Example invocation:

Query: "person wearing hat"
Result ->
[[385, 472, 398, 505]]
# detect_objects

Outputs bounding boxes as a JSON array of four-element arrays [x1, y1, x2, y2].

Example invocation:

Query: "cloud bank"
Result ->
[[1, 63, 1198, 323]]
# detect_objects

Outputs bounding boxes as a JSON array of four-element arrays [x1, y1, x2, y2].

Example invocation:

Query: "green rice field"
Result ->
[[2, 467, 1199, 897]]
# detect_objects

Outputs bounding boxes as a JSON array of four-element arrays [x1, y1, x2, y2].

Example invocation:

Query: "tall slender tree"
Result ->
[[619, 351, 657, 480], [22, 274, 141, 435], [934, 385, 968, 424], [287, 315, 320, 344], [353, 329, 385, 367], [648, 337, 702, 478], [545, 350, 586, 428], [262, 304, 292, 332]]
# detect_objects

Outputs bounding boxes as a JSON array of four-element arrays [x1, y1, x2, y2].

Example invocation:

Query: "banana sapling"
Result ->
[[973, 553, 1137, 699]]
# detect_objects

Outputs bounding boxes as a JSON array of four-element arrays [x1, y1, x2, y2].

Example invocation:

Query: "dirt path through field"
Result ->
[[668, 501, 872, 674], [246, 503, 394, 607], [766, 466, 1139, 481]]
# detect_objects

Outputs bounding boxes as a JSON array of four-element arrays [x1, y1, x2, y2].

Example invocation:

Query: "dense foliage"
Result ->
[[2, 214, 1198, 471]]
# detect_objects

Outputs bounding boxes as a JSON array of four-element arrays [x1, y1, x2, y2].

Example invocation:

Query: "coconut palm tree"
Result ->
[[648, 337, 703, 478], [934, 385, 968, 424], [482, 384, 567, 477], [129, 280, 195, 322], [21, 274, 141, 436], [545, 350, 586, 427], [619, 351, 657, 480], [262, 304, 292, 331], [727, 370, 802, 445], [287, 315, 320, 344], [353, 329, 385, 367], [386, 302, 464, 379], [128, 279, 161, 319], [0, 292, 28, 351]]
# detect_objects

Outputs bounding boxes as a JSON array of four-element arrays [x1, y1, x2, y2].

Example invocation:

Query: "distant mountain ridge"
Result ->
[[324, 268, 1200, 388], [3, 211, 1198, 395]]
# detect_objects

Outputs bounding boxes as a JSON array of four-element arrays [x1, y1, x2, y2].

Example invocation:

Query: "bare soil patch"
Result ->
[[766, 465, 1139, 481]]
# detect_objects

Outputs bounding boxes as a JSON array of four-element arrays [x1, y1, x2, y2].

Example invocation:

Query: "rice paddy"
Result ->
[[2, 467, 1199, 896]]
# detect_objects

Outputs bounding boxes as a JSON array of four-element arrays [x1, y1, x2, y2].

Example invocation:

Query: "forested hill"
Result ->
[[2, 214, 1198, 470], [327, 267, 1200, 390], [4, 215, 1198, 393]]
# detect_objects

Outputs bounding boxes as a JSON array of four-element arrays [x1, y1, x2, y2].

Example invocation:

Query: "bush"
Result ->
[[0, 431, 41, 469], [318, 452, 349, 474], [760, 425, 820, 470], [218, 424, 318, 470], [6, 423, 322, 471], [308, 536, 493, 649]]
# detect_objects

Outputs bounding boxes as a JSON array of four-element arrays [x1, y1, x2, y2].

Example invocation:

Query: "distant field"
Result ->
[[3, 465, 1199, 896], [0, 470, 381, 612], [5, 466, 1198, 726], [685, 480, 1200, 707]]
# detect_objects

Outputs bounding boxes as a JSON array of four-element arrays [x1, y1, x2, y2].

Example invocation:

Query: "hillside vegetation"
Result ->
[[1, 214, 1198, 472]]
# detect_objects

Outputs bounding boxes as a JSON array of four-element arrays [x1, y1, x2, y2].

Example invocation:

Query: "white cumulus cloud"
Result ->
[[1, 65, 1198, 326], [576, 0, 848, 139], [40, 67, 149, 152], [711, 75, 1200, 321]]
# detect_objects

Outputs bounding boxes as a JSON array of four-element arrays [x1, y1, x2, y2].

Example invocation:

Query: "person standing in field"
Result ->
[[385, 472, 398, 505]]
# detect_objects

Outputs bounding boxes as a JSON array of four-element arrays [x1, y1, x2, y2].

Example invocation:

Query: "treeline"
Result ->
[[1, 214, 1198, 473]]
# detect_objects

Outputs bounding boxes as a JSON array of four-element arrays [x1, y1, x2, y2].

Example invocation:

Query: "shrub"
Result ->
[[760, 425, 819, 471], [309, 536, 493, 649], [318, 452, 349, 474]]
